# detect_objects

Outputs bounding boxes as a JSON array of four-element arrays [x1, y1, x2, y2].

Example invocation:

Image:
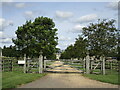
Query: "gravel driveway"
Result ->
[[18, 61, 118, 88]]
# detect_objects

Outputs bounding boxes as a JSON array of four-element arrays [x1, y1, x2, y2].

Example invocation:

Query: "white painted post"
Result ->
[[39, 54, 43, 73], [44, 60, 46, 71], [83, 58, 86, 73], [100, 56, 102, 72], [100, 56, 105, 75], [24, 54, 26, 73], [110, 61, 112, 70], [90, 57, 94, 73], [27, 60, 30, 72], [102, 56, 105, 75], [86, 54, 90, 74]]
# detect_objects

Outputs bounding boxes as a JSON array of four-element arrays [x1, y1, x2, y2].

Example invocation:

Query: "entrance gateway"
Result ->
[[19, 53, 109, 75]]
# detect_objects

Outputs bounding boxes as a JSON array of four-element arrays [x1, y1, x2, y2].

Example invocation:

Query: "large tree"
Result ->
[[82, 19, 118, 57], [13, 16, 58, 58]]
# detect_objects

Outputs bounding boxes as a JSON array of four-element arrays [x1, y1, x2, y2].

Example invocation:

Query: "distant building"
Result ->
[[56, 53, 61, 60]]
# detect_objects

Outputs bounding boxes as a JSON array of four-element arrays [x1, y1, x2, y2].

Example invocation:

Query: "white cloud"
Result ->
[[72, 24, 85, 33], [0, 18, 13, 31], [0, 38, 12, 44], [76, 14, 98, 23], [59, 36, 71, 41], [1, 0, 13, 2], [0, 31, 12, 44], [0, 32, 3, 37], [24, 11, 34, 20], [15, 3, 26, 8], [55, 11, 73, 19], [107, 2, 118, 10], [58, 41, 75, 50]]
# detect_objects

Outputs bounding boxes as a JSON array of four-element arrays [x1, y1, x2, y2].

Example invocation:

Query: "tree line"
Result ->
[[1, 17, 119, 60], [60, 19, 119, 60]]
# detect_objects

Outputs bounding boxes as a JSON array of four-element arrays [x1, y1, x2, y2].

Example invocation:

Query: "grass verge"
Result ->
[[83, 70, 119, 85], [2, 72, 47, 89]]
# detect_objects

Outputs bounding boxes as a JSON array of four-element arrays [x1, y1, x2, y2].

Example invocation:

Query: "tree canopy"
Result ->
[[2, 45, 21, 58], [61, 19, 118, 59], [60, 36, 88, 59], [82, 19, 118, 57], [13, 16, 58, 58]]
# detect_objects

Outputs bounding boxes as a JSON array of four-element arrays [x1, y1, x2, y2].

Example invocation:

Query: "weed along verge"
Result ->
[[2, 72, 47, 89]]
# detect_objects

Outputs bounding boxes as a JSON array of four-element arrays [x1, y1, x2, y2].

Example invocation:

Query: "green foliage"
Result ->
[[61, 19, 118, 59], [12, 16, 58, 58], [2, 72, 47, 88], [82, 19, 118, 57], [60, 36, 87, 59], [73, 36, 88, 58], [60, 45, 75, 59], [2, 45, 21, 58]]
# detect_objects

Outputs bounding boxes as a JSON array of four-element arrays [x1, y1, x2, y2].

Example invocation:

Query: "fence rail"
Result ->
[[2, 57, 23, 72]]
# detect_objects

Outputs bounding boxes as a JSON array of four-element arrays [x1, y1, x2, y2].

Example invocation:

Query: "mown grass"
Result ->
[[70, 63, 119, 85], [83, 70, 119, 85], [2, 71, 47, 89]]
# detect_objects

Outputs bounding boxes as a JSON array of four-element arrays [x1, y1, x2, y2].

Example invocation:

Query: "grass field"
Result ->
[[83, 70, 119, 85], [2, 60, 56, 89], [2, 72, 47, 89], [69, 63, 119, 85]]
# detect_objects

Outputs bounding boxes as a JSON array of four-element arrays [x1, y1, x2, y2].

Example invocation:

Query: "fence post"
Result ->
[[110, 61, 112, 70], [83, 58, 86, 73], [0, 50, 2, 72], [10, 59, 12, 71], [100, 56, 102, 73], [90, 57, 94, 73], [86, 53, 90, 74], [39, 53, 43, 73], [102, 56, 105, 75], [27, 60, 30, 73], [100, 56, 105, 75], [24, 54, 26, 73], [44, 60, 46, 71]]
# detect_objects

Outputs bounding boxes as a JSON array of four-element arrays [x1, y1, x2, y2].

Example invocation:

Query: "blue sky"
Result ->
[[0, 1, 118, 50]]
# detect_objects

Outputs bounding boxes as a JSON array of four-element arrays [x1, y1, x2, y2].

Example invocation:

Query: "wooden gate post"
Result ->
[[39, 54, 43, 73], [100, 56, 105, 75], [110, 61, 112, 70], [83, 58, 86, 73], [102, 56, 105, 75], [44, 60, 46, 71], [0, 50, 2, 72], [90, 57, 94, 73], [27, 60, 30, 73], [86, 53, 90, 74], [24, 54, 26, 73]]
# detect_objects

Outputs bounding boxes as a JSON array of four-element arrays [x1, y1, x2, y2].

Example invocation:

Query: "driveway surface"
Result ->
[[19, 61, 118, 88]]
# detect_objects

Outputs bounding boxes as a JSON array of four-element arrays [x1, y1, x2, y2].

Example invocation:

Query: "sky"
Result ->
[[0, 0, 119, 50]]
